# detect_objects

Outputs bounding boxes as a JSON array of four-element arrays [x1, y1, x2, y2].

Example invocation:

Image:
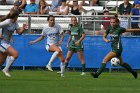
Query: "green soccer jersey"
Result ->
[[70, 25, 84, 45], [105, 25, 126, 51], [68, 24, 84, 51]]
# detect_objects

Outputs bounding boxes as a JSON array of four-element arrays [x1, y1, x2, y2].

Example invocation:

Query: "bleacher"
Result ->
[[17, 16, 71, 30], [0, 0, 135, 34]]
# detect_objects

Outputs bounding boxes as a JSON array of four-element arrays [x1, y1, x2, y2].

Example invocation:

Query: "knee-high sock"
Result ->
[[65, 62, 69, 68], [81, 64, 86, 72], [48, 51, 59, 66], [60, 62, 65, 74], [121, 62, 134, 73], [4, 56, 15, 70], [96, 63, 106, 76]]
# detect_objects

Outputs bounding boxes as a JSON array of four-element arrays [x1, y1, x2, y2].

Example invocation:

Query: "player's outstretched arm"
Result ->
[[29, 35, 45, 45], [125, 29, 140, 32], [59, 32, 64, 45]]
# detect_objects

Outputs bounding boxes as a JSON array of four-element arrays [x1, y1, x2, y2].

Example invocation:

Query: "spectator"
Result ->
[[14, 0, 27, 9], [130, 0, 140, 36], [0, 0, 7, 5], [95, 9, 110, 35], [119, 9, 131, 36], [38, 0, 50, 15], [80, 0, 89, 6], [67, 0, 86, 15], [56, 0, 69, 15], [101, 9, 111, 30], [90, 0, 100, 6], [118, 0, 132, 15], [51, 0, 62, 12], [24, 0, 38, 14]]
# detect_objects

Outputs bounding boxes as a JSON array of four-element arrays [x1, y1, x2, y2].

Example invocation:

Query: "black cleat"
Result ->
[[132, 71, 138, 79], [90, 72, 98, 78]]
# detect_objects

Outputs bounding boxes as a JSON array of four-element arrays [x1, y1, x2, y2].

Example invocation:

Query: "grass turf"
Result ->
[[0, 70, 140, 93]]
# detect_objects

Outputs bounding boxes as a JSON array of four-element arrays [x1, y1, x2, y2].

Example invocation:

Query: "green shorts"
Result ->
[[112, 48, 122, 57], [68, 45, 84, 52]]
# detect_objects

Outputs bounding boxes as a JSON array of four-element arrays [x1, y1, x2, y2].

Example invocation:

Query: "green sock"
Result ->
[[96, 63, 106, 76], [81, 64, 86, 72], [65, 62, 69, 69], [121, 63, 134, 73]]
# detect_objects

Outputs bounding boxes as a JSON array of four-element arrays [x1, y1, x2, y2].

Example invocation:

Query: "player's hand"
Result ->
[[59, 40, 62, 45], [75, 40, 80, 45], [105, 39, 110, 43], [29, 41, 35, 45], [66, 43, 69, 49]]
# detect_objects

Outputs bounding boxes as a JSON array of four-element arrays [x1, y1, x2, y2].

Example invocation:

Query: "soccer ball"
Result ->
[[111, 57, 120, 66]]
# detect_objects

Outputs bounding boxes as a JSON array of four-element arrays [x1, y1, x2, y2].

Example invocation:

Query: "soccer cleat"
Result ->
[[61, 74, 64, 77], [90, 72, 98, 78], [46, 65, 53, 71], [81, 72, 86, 76], [132, 71, 138, 79], [2, 68, 11, 77], [57, 71, 61, 74]]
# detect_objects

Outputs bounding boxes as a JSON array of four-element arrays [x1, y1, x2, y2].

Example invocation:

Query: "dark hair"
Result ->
[[47, 15, 55, 21], [0, 8, 22, 22], [62, 0, 66, 2], [38, 0, 47, 9], [110, 15, 120, 24]]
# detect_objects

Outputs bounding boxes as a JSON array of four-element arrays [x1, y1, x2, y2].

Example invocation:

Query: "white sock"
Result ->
[[48, 51, 59, 66], [60, 62, 65, 74], [4, 56, 15, 70]]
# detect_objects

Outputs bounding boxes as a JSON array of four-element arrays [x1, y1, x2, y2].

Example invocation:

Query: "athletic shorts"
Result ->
[[0, 42, 11, 53], [112, 48, 122, 57], [68, 45, 83, 52], [45, 44, 62, 52]]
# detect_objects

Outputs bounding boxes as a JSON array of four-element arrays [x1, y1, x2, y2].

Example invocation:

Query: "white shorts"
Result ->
[[45, 44, 62, 52], [0, 42, 11, 53]]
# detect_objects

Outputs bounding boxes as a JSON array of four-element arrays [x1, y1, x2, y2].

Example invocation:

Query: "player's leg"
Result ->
[[0, 52, 7, 66], [46, 44, 61, 71], [58, 52, 65, 77], [77, 51, 86, 75], [119, 56, 137, 79], [65, 51, 74, 69], [3, 46, 18, 77], [91, 51, 116, 78]]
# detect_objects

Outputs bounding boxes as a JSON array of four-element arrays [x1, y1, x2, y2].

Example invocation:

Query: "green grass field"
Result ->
[[0, 70, 140, 93]]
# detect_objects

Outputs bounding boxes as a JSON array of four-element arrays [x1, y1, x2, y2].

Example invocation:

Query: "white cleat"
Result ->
[[81, 72, 86, 76], [57, 71, 61, 74], [61, 74, 64, 78], [2, 69, 11, 77], [46, 65, 53, 71]]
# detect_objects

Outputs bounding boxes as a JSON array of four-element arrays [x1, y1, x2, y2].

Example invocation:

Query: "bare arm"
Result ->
[[29, 35, 45, 45], [79, 5, 87, 13], [0, 19, 11, 28], [66, 35, 72, 48], [66, 1, 73, 8], [59, 32, 64, 45], [19, 0, 27, 9], [125, 29, 140, 32], [75, 33, 86, 45], [103, 33, 110, 43]]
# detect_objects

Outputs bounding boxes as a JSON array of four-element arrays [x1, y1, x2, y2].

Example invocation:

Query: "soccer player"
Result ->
[[90, 16, 140, 79], [29, 15, 65, 77], [65, 16, 86, 75], [0, 8, 26, 77]]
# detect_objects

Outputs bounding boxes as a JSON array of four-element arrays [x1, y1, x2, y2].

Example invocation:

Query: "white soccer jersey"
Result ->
[[0, 19, 19, 43], [41, 24, 63, 45]]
